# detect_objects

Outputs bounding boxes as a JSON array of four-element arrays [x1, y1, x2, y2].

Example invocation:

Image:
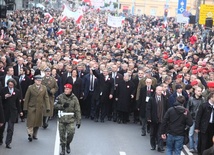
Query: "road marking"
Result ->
[[183, 145, 193, 155], [119, 152, 126, 155], [54, 121, 60, 155]]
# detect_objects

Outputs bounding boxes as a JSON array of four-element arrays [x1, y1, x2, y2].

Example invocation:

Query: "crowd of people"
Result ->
[[0, 2, 214, 155]]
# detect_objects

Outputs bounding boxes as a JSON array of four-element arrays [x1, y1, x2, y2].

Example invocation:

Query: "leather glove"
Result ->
[[76, 124, 81, 129], [47, 89, 52, 95], [46, 109, 50, 113], [63, 103, 69, 108]]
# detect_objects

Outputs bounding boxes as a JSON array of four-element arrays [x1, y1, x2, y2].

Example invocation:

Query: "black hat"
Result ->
[[175, 84, 182, 89]]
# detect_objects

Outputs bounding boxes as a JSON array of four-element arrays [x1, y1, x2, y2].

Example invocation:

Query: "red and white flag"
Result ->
[[62, 5, 83, 24], [61, 15, 67, 22], [48, 16, 54, 23], [56, 29, 64, 35], [44, 13, 51, 18]]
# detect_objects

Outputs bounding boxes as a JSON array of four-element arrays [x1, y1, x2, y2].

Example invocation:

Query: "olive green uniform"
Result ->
[[55, 93, 81, 147]]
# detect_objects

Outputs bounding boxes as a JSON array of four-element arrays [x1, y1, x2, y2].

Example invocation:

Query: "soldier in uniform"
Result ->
[[55, 83, 81, 155], [42, 68, 59, 129], [23, 75, 50, 142]]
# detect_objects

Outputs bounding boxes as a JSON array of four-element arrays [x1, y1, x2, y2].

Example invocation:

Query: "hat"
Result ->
[[192, 65, 198, 70], [45, 67, 51, 72], [191, 80, 198, 86], [175, 84, 183, 89], [192, 70, 198, 75], [207, 82, 214, 88], [167, 59, 174, 63], [64, 83, 72, 89], [145, 70, 152, 74], [176, 74, 183, 79], [185, 63, 191, 68], [162, 54, 168, 59], [34, 75, 42, 80]]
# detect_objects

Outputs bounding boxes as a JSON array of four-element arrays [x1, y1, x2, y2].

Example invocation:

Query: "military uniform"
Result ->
[[55, 93, 81, 155], [23, 83, 50, 140], [42, 76, 59, 117]]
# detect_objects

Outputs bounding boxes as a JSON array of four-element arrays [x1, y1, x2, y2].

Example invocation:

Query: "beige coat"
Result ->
[[42, 76, 59, 116], [24, 84, 50, 127]]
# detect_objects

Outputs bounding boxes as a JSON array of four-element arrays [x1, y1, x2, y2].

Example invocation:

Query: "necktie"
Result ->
[[113, 73, 116, 86], [90, 75, 94, 91], [19, 76, 23, 83]]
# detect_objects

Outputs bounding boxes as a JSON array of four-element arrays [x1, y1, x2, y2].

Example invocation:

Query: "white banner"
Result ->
[[91, 0, 104, 8], [107, 14, 123, 27]]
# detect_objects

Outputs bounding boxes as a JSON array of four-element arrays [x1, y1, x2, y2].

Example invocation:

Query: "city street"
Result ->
[[0, 118, 190, 155]]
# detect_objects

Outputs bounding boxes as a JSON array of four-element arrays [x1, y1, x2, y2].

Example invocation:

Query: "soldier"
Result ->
[[55, 83, 81, 155], [42, 68, 59, 129], [23, 75, 50, 142]]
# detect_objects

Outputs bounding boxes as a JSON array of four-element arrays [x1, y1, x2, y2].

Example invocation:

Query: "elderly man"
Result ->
[[24, 75, 50, 142]]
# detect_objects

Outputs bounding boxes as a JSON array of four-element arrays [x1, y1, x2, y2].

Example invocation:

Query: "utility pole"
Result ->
[[195, 0, 202, 24]]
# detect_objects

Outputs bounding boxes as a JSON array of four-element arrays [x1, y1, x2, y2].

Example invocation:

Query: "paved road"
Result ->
[[0, 118, 190, 155]]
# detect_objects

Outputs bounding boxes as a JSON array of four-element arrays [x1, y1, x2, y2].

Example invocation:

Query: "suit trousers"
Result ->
[[150, 122, 163, 149], [0, 119, 15, 145], [84, 91, 93, 117]]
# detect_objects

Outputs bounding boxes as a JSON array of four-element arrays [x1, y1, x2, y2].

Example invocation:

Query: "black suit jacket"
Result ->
[[82, 73, 98, 100], [92, 69, 114, 102], [195, 102, 213, 134], [19, 75, 32, 99], [0, 96, 4, 123], [109, 72, 123, 91], [13, 64, 25, 76], [138, 85, 155, 118], [0, 87, 21, 122], [65, 77, 83, 99], [147, 94, 168, 123], [0, 75, 21, 90]]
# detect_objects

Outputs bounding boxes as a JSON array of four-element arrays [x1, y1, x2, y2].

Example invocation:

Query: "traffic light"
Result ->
[[164, 9, 168, 17]]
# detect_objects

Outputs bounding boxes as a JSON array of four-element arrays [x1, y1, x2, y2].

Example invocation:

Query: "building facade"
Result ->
[[119, 0, 214, 17]]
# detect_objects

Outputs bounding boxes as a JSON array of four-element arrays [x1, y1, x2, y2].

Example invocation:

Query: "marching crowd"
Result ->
[[0, 4, 214, 155]]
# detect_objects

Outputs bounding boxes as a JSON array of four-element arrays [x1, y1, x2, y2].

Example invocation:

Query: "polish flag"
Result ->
[[83, 0, 91, 6], [61, 15, 67, 22], [48, 16, 54, 23], [44, 13, 51, 18], [56, 29, 64, 35]]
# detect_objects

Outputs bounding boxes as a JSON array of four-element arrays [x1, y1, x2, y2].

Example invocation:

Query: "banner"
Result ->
[[107, 14, 124, 27], [91, 0, 104, 8], [176, 0, 189, 23], [62, 5, 83, 23]]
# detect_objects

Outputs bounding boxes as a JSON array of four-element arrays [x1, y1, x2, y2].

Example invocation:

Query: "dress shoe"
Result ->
[[33, 136, 38, 140], [6, 144, 12, 149], [0, 139, 3, 145], [43, 123, 48, 129], [66, 144, 71, 154], [141, 133, 146, 136], [150, 147, 155, 150], [157, 148, 165, 152], [28, 134, 32, 142], [100, 119, 104, 123]]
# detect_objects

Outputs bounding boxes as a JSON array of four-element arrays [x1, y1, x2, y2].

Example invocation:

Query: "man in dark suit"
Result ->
[[203, 136, 214, 155], [60, 65, 72, 93], [0, 78, 22, 149], [195, 92, 214, 155], [83, 69, 98, 119], [13, 57, 25, 76], [138, 78, 155, 136], [147, 86, 168, 152], [0, 66, 20, 90], [132, 69, 144, 123], [92, 67, 114, 122], [19, 67, 32, 121], [108, 64, 123, 121]]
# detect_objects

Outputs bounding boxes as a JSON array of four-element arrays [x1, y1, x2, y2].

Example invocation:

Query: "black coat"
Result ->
[[109, 72, 123, 90], [138, 86, 155, 118], [195, 102, 213, 134], [92, 69, 114, 102], [13, 64, 25, 76], [147, 95, 168, 123], [0, 75, 21, 90], [19, 75, 32, 99], [0, 97, 4, 123], [65, 77, 83, 99], [0, 87, 21, 123], [115, 80, 135, 112], [203, 146, 214, 155]]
